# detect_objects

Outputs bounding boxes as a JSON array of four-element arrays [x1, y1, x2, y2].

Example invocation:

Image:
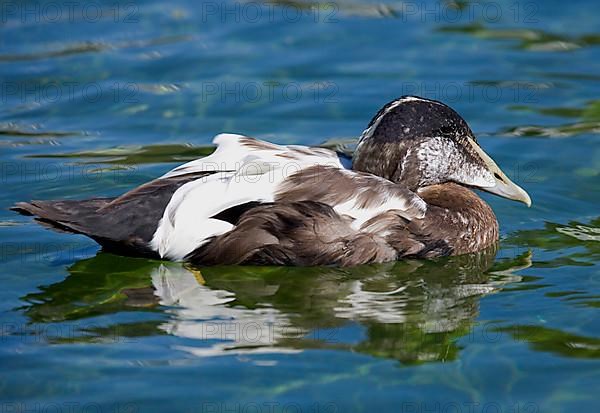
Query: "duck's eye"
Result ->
[[494, 172, 505, 182], [438, 126, 453, 135]]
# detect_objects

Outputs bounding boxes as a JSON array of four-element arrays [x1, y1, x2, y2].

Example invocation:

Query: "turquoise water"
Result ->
[[1, 0, 600, 411]]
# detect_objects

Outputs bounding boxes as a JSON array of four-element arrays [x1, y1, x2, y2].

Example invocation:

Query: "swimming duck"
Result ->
[[12, 96, 531, 266]]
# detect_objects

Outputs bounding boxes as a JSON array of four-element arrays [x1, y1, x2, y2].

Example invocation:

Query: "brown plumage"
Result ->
[[188, 182, 498, 266], [189, 201, 398, 266], [12, 96, 530, 266]]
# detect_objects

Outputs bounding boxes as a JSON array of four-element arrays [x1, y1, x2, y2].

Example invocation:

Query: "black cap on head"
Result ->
[[364, 96, 476, 144]]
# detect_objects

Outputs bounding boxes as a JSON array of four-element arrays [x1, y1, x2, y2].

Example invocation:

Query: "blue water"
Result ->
[[1, 1, 599, 412]]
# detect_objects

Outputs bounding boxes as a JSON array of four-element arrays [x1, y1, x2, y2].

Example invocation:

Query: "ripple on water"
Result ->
[[0, 123, 86, 146], [438, 23, 600, 51], [25, 143, 216, 164], [0, 35, 193, 63], [500, 100, 600, 137]]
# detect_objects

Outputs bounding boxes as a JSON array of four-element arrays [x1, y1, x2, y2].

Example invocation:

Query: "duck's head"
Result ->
[[352, 96, 531, 207]]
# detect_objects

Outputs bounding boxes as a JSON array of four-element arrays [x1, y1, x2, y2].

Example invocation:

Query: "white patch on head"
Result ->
[[415, 136, 493, 187], [395, 96, 440, 104]]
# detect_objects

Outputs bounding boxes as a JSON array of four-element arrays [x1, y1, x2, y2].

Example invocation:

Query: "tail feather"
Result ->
[[11, 198, 115, 235], [10, 172, 214, 258], [11, 198, 161, 256]]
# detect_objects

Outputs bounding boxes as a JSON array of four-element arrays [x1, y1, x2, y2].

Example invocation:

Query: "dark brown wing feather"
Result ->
[[11, 172, 214, 256], [187, 201, 398, 266]]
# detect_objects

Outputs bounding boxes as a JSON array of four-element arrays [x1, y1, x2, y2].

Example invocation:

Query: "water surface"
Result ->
[[1, 1, 599, 412]]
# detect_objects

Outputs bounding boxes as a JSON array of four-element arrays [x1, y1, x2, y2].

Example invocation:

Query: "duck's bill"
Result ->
[[482, 175, 532, 207], [467, 137, 532, 207]]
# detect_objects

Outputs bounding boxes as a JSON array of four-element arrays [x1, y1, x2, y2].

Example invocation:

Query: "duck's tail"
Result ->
[[11, 171, 216, 258], [11, 198, 114, 235], [11, 198, 159, 256]]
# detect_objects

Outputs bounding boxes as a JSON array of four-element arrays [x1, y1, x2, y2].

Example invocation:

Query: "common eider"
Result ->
[[12, 96, 531, 266]]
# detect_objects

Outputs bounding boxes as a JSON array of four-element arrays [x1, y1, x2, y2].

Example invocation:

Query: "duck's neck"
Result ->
[[353, 140, 419, 189], [417, 183, 499, 255]]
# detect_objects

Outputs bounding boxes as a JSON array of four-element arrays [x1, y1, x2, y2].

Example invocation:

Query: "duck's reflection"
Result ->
[[21, 245, 533, 363], [151, 264, 302, 356]]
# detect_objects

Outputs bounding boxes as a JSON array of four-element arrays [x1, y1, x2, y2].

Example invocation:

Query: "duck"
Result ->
[[12, 96, 531, 266]]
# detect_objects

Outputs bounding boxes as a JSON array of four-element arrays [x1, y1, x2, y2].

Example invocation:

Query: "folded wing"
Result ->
[[152, 134, 427, 261]]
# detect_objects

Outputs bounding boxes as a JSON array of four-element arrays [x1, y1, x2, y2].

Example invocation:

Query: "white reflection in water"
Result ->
[[152, 264, 302, 358]]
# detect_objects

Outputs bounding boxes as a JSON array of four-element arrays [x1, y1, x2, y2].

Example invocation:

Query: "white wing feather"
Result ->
[[151, 134, 344, 259], [151, 133, 427, 261]]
